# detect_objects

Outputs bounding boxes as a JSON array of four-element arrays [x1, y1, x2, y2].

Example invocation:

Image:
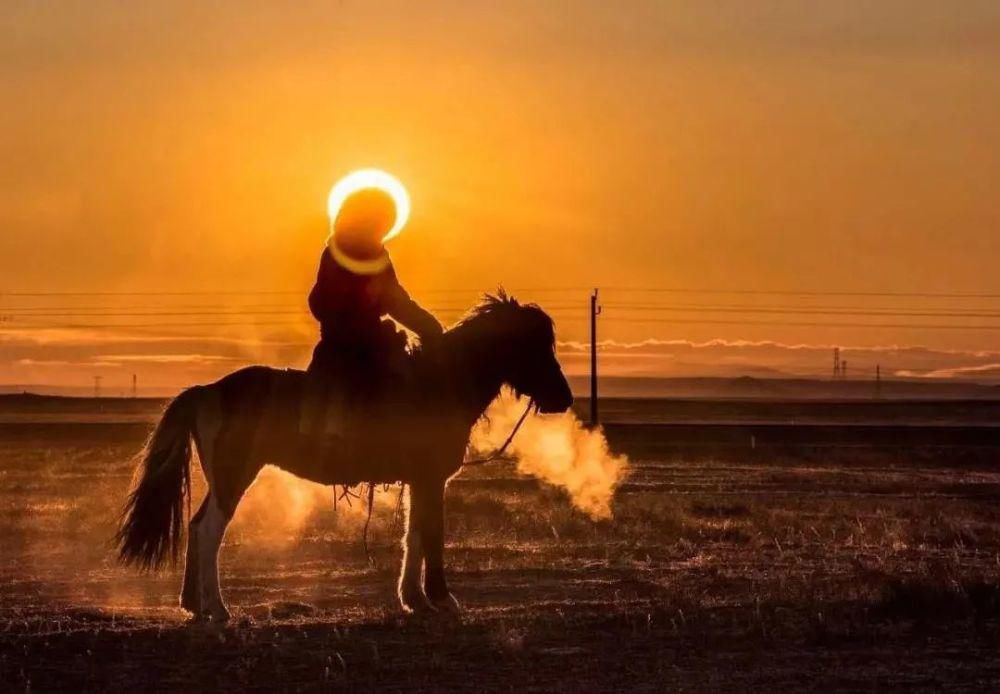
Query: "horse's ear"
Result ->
[[495, 286, 518, 307]]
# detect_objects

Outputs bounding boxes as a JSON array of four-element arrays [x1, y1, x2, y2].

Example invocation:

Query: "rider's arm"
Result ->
[[383, 266, 443, 342]]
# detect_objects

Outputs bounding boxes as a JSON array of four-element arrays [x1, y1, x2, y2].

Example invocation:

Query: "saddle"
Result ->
[[299, 321, 414, 441]]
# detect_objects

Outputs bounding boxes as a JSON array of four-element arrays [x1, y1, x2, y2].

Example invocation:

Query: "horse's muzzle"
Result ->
[[536, 385, 573, 414]]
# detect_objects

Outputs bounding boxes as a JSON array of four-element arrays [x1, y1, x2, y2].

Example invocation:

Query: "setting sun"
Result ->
[[3, 4, 1000, 688], [326, 168, 411, 243]]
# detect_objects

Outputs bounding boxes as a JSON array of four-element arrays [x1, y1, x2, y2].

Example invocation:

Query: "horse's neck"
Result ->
[[440, 334, 505, 425]]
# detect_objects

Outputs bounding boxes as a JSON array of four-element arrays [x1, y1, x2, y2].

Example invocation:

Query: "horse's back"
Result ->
[[208, 365, 304, 424], [194, 360, 468, 487], [213, 364, 302, 386]]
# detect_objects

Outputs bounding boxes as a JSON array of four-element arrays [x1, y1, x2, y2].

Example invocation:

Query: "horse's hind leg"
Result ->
[[180, 393, 222, 618], [197, 490, 236, 622], [180, 498, 209, 615], [182, 392, 260, 623]]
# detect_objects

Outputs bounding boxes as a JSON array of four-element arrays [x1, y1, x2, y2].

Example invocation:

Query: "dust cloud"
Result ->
[[228, 466, 332, 546], [228, 466, 400, 548], [470, 393, 628, 519], [224, 391, 629, 543]]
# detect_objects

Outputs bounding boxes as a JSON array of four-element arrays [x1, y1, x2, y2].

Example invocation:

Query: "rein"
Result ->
[[462, 398, 534, 467]]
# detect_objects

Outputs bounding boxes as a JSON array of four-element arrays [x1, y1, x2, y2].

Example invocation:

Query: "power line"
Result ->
[[601, 305, 1000, 319], [603, 300, 1000, 313], [596, 317, 1000, 330], [600, 288, 1000, 299], [0, 303, 307, 312], [0, 320, 312, 329], [0, 291, 305, 297], [0, 312, 587, 327], [4, 289, 1000, 334], [3, 296, 998, 312], [0, 286, 1000, 310], [2, 303, 997, 322], [0, 287, 594, 298], [5, 310, 315, 318], [5, 316, 999, 332], [0, 305, 586, 318], [0, 310, 588, 331]]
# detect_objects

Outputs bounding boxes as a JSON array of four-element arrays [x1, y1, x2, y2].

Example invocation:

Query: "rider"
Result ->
[[302, 186, 443, 437]]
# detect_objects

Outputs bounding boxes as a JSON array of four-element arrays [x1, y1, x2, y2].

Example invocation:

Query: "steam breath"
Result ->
[[470, 394, 628, 519]]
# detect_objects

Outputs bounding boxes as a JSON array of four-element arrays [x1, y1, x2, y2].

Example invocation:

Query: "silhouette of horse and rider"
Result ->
[[116, 184, 573, 619]]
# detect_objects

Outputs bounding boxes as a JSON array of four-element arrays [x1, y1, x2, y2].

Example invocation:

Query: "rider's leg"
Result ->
[[323, 346, 376, 437], [300, 343, 331, 436], [322, 371, 348, 437], [299, 378, 323, 436]]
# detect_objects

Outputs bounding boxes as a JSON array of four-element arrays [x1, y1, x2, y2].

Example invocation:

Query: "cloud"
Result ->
[[0, 327, 315, 394], [14, 358, 74, 367], [558, 338, 1000, 358], [5, 326, 1000, 392], [556, 338, 1000, 382], [0, 327, 310, 349], [896, 363, 1000, 380], [93, 353, 243, 365]]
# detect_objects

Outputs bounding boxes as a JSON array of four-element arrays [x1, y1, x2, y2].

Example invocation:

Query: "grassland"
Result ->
[[2, 400, 1000, 691]]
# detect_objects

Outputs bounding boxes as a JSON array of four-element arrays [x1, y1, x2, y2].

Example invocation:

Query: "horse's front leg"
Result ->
[[418, 478, 460, 613], [397, 482, 432, 613]]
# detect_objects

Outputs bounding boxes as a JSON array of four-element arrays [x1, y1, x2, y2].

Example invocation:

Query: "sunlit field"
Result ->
[[3, 399, 1000, 690]]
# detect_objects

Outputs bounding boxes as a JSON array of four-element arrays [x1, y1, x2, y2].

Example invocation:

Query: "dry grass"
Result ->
[[2, 421, 1000, 690]]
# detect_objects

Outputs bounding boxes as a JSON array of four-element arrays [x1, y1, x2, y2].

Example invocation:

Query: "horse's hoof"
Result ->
[[430, 594, 461, 615], [398, 588, 433, 614], [207, 606, 231, 624], [186, 613, 210, 626]]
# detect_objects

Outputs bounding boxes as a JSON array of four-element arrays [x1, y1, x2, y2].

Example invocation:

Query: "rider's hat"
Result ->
[[329, 187, 396, 274]]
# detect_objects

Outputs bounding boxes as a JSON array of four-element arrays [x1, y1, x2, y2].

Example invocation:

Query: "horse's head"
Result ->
[[449, 290, 573, 414]]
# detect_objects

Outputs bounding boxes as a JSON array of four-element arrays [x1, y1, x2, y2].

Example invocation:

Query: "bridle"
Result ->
[[461, 397, 534, 467]]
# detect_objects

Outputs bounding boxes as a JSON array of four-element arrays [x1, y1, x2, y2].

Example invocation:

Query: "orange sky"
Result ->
[[1, 2, 999, 391]]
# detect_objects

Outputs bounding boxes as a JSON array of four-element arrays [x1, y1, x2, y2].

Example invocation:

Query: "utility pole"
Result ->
[[93, 375, 102, 399], [875, 364, 882, 399], [833, 347, 841, 379], [590, 288, 601, 426], [132, 374, 137, 399]]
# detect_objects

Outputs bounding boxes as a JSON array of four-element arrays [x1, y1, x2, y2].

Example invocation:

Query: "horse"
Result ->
[[115, 291, 573, 621]]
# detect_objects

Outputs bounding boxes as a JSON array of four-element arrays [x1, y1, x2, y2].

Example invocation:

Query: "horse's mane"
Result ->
[[446, 288, 554, 346], [427, 288, 554, 409]]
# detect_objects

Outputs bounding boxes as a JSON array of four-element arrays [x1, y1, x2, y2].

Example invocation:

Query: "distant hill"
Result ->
[[568, 375, 1000, 400], [3, 383, 1000, 427], [0, 392, 164, 414], [3, 375, 999, 409], [0, 384, 159, 398]]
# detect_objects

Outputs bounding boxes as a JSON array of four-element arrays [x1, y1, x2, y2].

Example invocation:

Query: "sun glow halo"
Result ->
[[326, 168, 411, 243]]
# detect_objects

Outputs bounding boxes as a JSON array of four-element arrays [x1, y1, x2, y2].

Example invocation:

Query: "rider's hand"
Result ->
[[419, 329, 444, 354]]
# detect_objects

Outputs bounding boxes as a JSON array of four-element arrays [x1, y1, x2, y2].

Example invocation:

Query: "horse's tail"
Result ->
[[116, 385, 203, 570]]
